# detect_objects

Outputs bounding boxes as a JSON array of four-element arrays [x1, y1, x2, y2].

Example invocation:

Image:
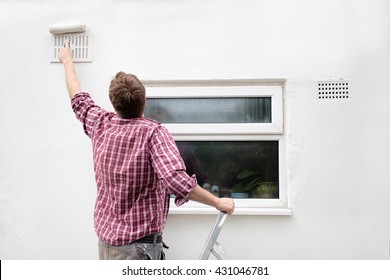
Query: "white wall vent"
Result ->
[[317, 79, 350, 100], [50, 34, 93, 62]]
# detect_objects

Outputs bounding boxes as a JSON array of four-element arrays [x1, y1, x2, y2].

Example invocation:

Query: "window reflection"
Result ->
[[145, 97, 271, 123], [176, 141, 279, 199]]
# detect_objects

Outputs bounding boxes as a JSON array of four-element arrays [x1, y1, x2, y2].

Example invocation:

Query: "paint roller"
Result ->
[[49, 22, 87, 44]]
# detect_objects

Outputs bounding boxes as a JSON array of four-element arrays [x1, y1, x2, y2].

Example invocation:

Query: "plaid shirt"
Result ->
[[71, 92, 196, 246]]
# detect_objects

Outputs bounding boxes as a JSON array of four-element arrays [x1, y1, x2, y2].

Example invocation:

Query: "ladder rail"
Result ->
[[199, 212, 228, 260]]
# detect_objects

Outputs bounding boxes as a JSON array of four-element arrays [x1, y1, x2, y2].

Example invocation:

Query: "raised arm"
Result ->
[[58, 43, 81, 99]]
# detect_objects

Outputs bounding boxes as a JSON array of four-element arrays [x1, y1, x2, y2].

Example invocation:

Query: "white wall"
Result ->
[[0, 0, 389, 259]]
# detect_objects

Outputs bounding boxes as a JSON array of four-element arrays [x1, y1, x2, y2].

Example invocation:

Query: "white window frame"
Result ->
[[144, 79, 290, 215]]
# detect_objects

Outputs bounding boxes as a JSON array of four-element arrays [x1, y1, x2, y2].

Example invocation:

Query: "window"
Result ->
[[145, 97, 272, 123], [144, 79, 289, 215], [175, 141, 279, 199]]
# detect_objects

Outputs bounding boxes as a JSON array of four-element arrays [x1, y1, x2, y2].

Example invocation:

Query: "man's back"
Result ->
[[72, 92, 196, 245]]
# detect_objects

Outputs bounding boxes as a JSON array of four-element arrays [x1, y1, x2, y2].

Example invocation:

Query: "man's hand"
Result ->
[[215, 197, 235, 215], [188, 185, 235, 215], [59, 42, 73, 64]]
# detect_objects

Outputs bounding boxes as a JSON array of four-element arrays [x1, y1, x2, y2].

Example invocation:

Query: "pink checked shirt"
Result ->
[[71, 92, 196, 246]]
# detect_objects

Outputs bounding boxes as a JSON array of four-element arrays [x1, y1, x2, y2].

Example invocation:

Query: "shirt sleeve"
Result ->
[[71, 92, 105, 138], [149, 125, 197, 206]]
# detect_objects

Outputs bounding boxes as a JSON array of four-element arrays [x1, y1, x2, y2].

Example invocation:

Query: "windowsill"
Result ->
[[169, 198, 291, 215], [169, 205, 292, 216]]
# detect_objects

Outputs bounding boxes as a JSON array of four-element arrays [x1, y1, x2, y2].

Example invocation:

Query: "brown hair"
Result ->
[[109, 72, 146, 119]]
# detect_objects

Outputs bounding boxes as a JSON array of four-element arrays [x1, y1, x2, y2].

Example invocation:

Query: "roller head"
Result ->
[[49, 22, 87, 35]]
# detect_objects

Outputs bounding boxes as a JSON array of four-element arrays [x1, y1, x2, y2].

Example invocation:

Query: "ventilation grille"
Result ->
[[50, 34, 93, 62], [317, 80, 350, 100]]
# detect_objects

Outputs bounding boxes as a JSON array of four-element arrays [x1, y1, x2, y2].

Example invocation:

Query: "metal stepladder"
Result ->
[[199, 212, 228, 260]]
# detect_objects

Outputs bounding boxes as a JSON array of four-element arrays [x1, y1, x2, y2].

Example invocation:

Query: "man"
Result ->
[[58, 44, 235, 260]]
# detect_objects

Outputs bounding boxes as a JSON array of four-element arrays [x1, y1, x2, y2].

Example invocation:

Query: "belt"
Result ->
[[133, 234, 169, 249], [135, 234, 162, 244]]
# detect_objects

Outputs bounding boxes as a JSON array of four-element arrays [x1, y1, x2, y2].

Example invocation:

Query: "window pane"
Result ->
[[145, 97, 271, 123], [176, 141, 279, 199]]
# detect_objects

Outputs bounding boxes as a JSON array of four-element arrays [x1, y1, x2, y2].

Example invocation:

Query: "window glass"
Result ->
[[145, 97, 271, 123], [176, 141, 279, 199]]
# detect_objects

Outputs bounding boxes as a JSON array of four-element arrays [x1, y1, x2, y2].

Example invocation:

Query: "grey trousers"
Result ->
[[98, 239, 166, 260]]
